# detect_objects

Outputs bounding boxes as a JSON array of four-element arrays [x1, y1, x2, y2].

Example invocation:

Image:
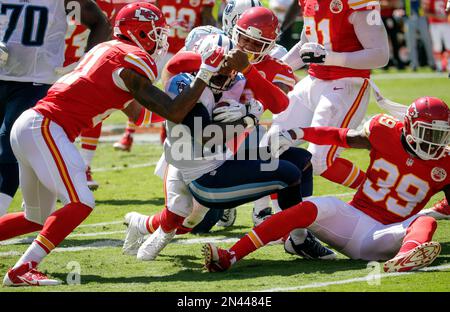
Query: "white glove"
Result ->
[[213, 99, 246, 123], [0, 41, 9, 67], [269, 128, 304, 158], [245, 98, 264, 120], [300, 42, 327, 64], [196, 45, 226, 84]]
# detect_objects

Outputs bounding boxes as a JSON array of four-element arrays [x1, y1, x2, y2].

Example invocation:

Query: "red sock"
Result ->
[[146, 212, 162, 234], [37, 203, 92, 251], [321, 158, 366, 189], [160, 125, 167, 145], [398, 216, 437, 255], [80, 123, 102, 151], [126, 120, 136, 135], [230, 201, 318, 261], [159, 208, 185, 233], [0, 212, 42, 241]]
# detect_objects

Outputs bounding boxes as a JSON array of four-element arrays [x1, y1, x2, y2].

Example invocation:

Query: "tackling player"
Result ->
[[113, 0, 216, 152], [63, 0, 138, 191], [272, 0, 389, 191], [0, 0, 111, 216], [204, 97, 449, 273], [0, 2, 228, 286]]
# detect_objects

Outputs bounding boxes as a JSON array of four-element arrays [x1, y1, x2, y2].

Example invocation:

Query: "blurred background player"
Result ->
[[113, 0, 216, 152], [0, 0, 111, 216], [381, 0, 405, 70], [1, 2, 228, 286], [422, 0, 450, 72], [64, 0, 138, 191], [204, 97, 450, 273]]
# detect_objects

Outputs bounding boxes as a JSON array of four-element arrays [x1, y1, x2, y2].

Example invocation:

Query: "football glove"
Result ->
[[0, 41, 9, 67], [196, 46, 226, 84], [300, 42, 327, 64], [245, 99, 264, 121], [212, 99, 246, 123], [269, 128, 304, 158]]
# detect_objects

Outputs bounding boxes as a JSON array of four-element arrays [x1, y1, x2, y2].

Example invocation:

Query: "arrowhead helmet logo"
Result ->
[[135, 8, 159, 22]]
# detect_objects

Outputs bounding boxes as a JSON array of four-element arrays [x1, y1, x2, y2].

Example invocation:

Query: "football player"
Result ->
[[204, 97, 450, 273], [113, 0, 216, 152], [422, 0, 450, 72], [270, 0, 389, 192], [0, 2, 228, 286], [124, 33, 318, 262], [63, 0, 139, 191], [0, 0, 111, 216]]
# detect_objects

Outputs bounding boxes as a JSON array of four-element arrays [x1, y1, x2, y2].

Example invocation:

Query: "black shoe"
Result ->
[[284, 231, 337, 260], [252, 207, 272, 226]]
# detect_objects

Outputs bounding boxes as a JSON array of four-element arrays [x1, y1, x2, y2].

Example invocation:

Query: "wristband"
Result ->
[[195, 68, 214, 84], [243, 115, 257, 128]]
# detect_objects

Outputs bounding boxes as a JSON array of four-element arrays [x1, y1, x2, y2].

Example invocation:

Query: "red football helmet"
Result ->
[[114, 2, 168, 61], [232, 7, 279, 64], [403, 96, 450, 160]]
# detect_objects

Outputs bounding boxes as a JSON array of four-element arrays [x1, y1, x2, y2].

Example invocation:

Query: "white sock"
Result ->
[[79, 148, 96, 168], [253, 196, 271, 214], [0, 193, 13, 216], [290, 228, 308, 245], [272, 199, 281, 213], [14, 241, 48, 269]]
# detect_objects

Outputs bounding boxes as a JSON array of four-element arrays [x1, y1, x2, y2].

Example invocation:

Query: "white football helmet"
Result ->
[[185, 25, 225, 52], [222, 0, 262, 37], [197, 34, 236, 93]]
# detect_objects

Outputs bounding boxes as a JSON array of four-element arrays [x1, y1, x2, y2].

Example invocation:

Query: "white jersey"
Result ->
[[0, 0, 67, 84]]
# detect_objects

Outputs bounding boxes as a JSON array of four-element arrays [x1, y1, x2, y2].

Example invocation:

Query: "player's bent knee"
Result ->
[[24, 205, 51, 225], [310, 156, 328, 176]]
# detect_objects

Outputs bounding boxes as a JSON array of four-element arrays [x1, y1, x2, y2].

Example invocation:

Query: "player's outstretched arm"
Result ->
[[120, 68, 207, 124], [68, 0, 112, 51], [270, 126, 371, 158]]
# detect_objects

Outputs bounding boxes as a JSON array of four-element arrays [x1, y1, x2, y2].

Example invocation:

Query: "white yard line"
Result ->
[[78, 221, 123, 228], [257, 264, 450, 292]]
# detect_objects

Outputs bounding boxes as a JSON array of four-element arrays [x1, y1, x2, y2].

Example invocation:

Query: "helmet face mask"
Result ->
[[231, 6, 279, 64], [404, 97, 450, 160]]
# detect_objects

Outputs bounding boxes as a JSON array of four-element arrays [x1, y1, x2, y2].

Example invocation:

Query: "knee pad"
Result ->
[[182, 202, 210, 229], [24, 204, 52, 225]]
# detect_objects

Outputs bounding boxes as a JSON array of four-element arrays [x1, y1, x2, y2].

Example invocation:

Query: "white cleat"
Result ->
[[383, 241, 441, 273], [137, 227, 176, 261], [3, 262, 61, 287], [123, 212, 146, 256]]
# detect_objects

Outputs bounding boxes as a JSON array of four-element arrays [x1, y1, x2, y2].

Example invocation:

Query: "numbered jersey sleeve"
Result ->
[[363, 114, 403, 152], [121, 50, 158, 84], [347, 0, 380, 11]]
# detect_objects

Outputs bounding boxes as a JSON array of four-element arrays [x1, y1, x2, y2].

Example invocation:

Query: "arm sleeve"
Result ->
[[281, 29, 307, 71], [324, 10, 389, 69], [244, 66, 289, 114], [302, 127, 351, 148]]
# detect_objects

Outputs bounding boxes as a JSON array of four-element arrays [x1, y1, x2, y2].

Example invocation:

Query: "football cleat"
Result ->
[[137, 227, 176, 261], [85, 166, 99, 191], [202, 243, 234, 272], [420, 199, 450, 220], [3, 262, 61, 287], [284, 232, 337, 260], [113, 132, 133, 152], [252, 207, 272, 227], [123, 212, 147, 256], [384, 241, 441, 273], [216, 208, 237, 227]]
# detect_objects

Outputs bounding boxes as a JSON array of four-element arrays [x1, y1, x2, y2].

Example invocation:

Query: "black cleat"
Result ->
[[284, 231, 337, 260]]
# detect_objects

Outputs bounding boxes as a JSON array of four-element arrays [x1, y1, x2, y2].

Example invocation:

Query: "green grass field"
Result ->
[[0, 71, 449, 292]]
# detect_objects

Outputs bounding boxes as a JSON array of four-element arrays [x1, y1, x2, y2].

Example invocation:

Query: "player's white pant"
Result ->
[[305, 196, 419, 261], [10, 109, 95, 225], [266, 75, 370, 175], [429, 23, 450, 53], [164, 164, 209, 227]]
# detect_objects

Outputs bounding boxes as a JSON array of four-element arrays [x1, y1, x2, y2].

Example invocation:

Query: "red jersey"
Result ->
[[350, 114, 450, 225], [158, 0, 215, 54], [242, 56, 296, 103], [300, 0, 377, 80], [35, 40, 157, 141], [64, 0, 136, 66], [425, 0, 448, 23]]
